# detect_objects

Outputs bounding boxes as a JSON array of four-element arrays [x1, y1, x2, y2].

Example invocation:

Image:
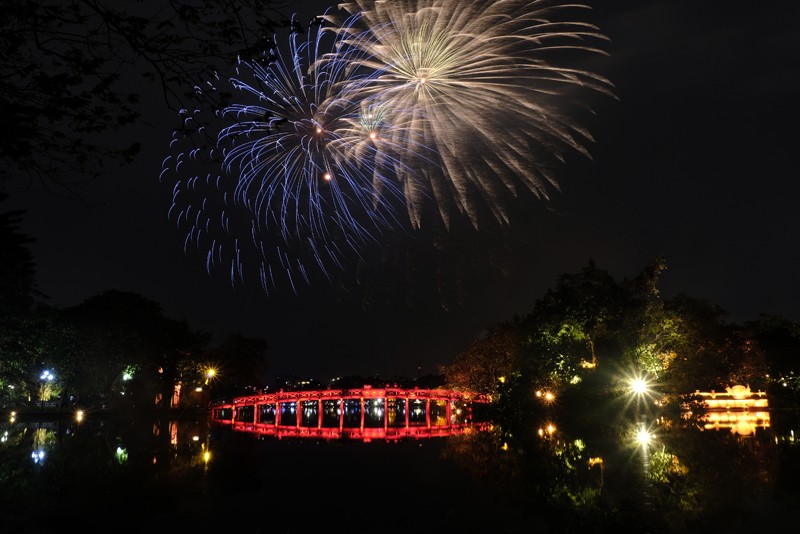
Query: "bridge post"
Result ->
[[446, 397, 452, 427], [296, 400, 301, 428], [405, 396, 410, 428], [317, 399, 322, 429], [426, 399, 431, 428], [359, 397, 365, 431], [339, 399, 344, 431]]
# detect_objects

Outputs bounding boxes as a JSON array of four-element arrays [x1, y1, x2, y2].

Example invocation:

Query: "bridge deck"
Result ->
[[211, 386, 490, 440]]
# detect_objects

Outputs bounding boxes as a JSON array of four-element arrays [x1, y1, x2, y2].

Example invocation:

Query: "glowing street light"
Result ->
[[204, 368, 217, 385], [535, 390, 556, 403], [630, 376, 650, 396], [39, 370, 55, 410], [636, 427, 652, 446]]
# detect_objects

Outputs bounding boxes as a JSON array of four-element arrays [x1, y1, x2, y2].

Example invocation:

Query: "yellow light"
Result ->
[[75, 410, 84, 422], [498, 376, 506, 384], [544, 392, 555, 402], [316, 127, 322, 134], [369, 131, 377, 139], [323, 172, 332, 181], [588, 457, 603, 467], [501, 442, 509, 451], [546, 423, 556, 434], [636, 428, 651, 446], [203, 451, 211, 464], [631, 378, 649, 395]]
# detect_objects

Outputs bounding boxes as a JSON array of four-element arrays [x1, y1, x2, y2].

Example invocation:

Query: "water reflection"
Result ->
[[440, 408, 799, 532], [1, 413, 216, 533], [697, 409, 771, 436], [1, 408, 798, 533]]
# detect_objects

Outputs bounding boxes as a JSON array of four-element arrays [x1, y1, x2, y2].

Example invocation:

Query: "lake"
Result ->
[[2, 406, 799, 533]]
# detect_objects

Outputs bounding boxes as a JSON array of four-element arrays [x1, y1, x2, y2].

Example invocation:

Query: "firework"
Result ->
[[160, 1, 613, 295], [160, 13, 412, 293], [332, 0, 614, 229]]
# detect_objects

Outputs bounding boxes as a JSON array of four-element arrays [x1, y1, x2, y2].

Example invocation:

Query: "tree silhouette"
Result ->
[[1, 0, 290, 193], [0, 193, 38, 313]]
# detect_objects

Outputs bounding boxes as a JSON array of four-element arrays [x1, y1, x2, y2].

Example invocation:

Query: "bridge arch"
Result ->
[[211, 386, 490, 441]]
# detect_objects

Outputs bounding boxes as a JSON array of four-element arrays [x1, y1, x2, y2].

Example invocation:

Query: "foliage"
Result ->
[[0, 195, 38, 315], [440, 320, 522, 395], [521, 260, 627, 391], [443, 257, 790, 409], [743, 314, 800, 406], [0, 197, 272, 410], [0, 0, 290, 190], [620, 257, 684, 375], [203, 333, 270, 399], [0, 196, 42, 402], [0, 304, 71, 403]]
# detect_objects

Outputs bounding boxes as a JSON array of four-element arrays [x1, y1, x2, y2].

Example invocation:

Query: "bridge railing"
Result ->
[[211, 387, 490, 438]]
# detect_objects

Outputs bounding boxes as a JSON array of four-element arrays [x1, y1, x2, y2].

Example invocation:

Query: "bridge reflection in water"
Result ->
[[211, 386, 491, 441]]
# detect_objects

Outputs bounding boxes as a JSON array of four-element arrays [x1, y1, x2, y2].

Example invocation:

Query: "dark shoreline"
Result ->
[[5, 405, 211, 421]]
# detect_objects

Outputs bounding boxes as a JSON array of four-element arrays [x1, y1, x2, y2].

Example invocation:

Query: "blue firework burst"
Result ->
[[161, 12, 416, 293]]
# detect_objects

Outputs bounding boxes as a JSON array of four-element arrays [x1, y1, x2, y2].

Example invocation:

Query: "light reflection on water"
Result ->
[[1, 409, 798, 533]]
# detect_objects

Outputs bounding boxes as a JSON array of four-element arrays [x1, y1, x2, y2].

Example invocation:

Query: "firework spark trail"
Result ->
[[160, 1, 613, 295], [160, 12, 415, 293], [332, 0, 615, 229]]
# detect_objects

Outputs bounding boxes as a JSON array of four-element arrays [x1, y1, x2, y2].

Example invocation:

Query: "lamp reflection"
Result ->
[[701, 410, 770, 437]]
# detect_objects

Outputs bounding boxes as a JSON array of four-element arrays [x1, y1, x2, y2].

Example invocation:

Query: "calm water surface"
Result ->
[[2, 408, 799, 533]]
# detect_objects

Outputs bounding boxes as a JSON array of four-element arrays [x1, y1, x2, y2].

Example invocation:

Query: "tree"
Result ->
[[441, 321, 522, 395], [0, 194, 41, 403], [66, 290, 211, 410], [1, 0, 291, 192], [203, 333, 269, 399], [621, 257, 685, 376], [744, 315, 800, 406], [0, 193, 38, 316], [658, 294, 738, 394], [519, 260, 627, 394], [745, 314, 800, 376]]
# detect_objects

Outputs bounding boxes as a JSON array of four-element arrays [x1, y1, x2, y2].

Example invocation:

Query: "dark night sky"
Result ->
[[5, 1, 800, 381]]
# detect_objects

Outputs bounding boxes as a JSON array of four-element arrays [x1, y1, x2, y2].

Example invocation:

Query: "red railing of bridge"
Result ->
[[210, 386, 491, 442]]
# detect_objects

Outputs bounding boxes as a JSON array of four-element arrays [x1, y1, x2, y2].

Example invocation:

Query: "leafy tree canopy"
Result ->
[[1, 0, 291, 192]]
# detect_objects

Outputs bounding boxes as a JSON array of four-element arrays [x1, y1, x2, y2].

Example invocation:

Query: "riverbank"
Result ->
[[5, 403, 210, 421]]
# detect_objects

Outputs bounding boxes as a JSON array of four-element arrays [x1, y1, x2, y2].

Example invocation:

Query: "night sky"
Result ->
[[5, 1, 800, 380]]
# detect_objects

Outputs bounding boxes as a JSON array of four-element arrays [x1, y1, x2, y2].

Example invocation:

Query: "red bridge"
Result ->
[[211, 385, 491, 442]]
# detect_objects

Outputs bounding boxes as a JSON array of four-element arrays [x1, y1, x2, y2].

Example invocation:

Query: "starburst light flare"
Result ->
[[160, 13, 413, 293], [333, 0, 614, 229]]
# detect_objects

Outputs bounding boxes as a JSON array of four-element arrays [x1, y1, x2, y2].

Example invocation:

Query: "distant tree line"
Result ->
[[439, 257, 800, 413], [0, 1, 300, 412], [0, 192, 270, 411], [5, 186, 800, 414]]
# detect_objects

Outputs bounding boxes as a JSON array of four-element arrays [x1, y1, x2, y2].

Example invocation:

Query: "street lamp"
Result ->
[[629, 374, 651, 397], [204, 368, 216, 385], [203, 368, 218, 409], [39, 370, 55, 411]]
